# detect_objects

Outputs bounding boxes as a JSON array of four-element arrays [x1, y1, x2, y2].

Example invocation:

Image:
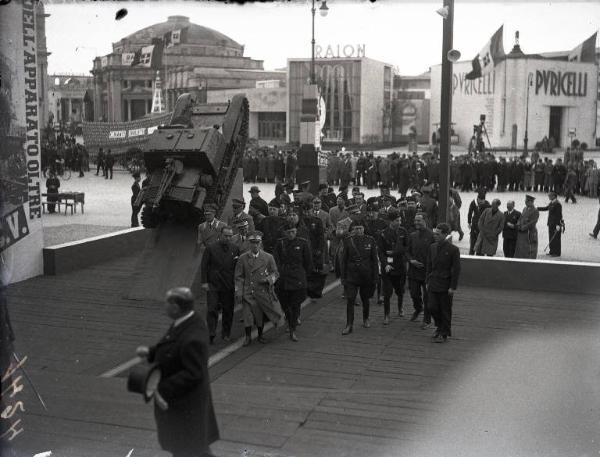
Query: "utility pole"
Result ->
[[438, 0, 454, 224]]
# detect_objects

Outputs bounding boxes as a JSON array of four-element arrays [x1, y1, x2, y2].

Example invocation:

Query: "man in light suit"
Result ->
[[234, 231, 281, 346], [197, 204, 226, 248]]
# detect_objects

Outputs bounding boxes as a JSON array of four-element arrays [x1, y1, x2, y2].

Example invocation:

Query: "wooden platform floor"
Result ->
[[5, 254, 600, 457]]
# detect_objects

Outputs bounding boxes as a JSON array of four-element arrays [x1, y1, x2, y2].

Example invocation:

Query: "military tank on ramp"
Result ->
[[134, 93, 249, 227], [127, 93, 248, 301]]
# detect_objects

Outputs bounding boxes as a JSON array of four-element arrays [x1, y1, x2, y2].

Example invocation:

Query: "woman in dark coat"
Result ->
[[138, 288, 219, 457]]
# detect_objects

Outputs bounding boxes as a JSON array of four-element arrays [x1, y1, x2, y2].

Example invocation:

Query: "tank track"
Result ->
[[209, 97, 249, 218]]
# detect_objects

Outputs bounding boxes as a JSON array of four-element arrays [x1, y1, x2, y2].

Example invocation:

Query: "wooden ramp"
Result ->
[[126, 222, 203, 301]]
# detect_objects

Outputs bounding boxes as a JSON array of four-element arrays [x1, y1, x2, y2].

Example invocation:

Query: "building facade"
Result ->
[[91, 16, 285, 123], [431, 46, 598, 150], [48, 74, 94, 126], [393, 72, 431, 144], [287, 57, 394, 146]]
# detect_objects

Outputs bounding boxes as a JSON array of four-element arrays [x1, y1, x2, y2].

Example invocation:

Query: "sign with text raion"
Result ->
[[315, 44, 366, 59]]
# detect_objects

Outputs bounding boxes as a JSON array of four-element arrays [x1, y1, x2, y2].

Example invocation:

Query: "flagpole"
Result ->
[[439, 0, 454, 224]]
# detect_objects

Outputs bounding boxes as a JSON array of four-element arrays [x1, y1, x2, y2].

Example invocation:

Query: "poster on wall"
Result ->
[[0, 0, 44, 285]]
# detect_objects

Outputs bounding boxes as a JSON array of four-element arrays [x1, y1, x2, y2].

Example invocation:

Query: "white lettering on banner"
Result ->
[[109, 130, 127, 139], [0, 206, 30, 252], [147, 126, 158, 135], [128, 128, 146, 137], [315, 44, 366, 59], [452, 72, 495, 96], [23, 0, 41, 220]]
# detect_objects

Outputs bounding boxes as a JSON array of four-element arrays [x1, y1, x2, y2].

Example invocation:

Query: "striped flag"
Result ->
[[466, 25, 505, 80], [568, 32, 597, 63]]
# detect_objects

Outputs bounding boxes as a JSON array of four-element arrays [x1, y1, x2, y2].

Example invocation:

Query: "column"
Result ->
[[68, 98, 72, 123], [127, 100, 132, 122]]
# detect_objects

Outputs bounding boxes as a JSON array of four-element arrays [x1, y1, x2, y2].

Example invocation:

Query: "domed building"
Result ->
[[91, 16, 285, 122]]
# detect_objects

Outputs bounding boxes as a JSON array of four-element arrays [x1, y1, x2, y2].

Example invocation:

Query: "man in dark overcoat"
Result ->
[[136, 287, 219, 457], [200, 226, 240, 343], [274, 224, 313, 341], [340, 221, 379, 335], [502, 200, 521, 258], [537, 191, 564, 257], [426, 223, 461, 343], [406, 213, 435, 327]]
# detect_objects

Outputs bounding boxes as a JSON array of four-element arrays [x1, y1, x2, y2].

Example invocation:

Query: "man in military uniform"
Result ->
[[407, 213, 435, 327], [274, 223, 313, 341], [304, 201, 328, 298], [364, 203, 388, 239], [377, 184, 397, 207], [228, 198, 255, 234], [235, 231, 281, 346], [232, 220, 252, 254], [340, 221, 379, 335], [419, 185, 439, 229], [197, 204, 227, 248], [515, 195, 540, 259], [427, 223, 461, 343], [200, 226, 239, 344], [378, 210, 408, 324], [348, 187, 361, 205], [537, 191, 563, 257]]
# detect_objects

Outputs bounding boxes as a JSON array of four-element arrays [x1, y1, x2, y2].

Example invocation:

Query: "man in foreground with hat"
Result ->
[[514, 195, 540, 259], [502, 200, 521, 258], [467, 190, 491, 255], [235, 231, 281, 346], [228, 198, 255, 235], [248, 185, 268, 228], [232, 219, 251, 254], [136, 287, 219, 457], [274, 223, 313, 341], [197, 204, 227, 248], [426, 223, 461, 343], [340, 221, 379, 335]]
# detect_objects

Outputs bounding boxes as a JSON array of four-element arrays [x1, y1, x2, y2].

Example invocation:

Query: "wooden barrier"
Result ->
[[43, 227, 151, 275]]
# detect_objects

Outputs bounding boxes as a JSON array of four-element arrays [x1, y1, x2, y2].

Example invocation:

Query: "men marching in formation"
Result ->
[[198, 180, 463, 346]]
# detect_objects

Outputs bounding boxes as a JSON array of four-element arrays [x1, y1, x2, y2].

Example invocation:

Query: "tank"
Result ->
[[135, 93, 249, 228]]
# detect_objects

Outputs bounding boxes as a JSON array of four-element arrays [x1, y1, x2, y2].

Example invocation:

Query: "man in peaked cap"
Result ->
[[514, 194, 540, 259], [340, 220, 379, 335], [274, 222, 313, 342], [136, 287, 219, 457], [228, 198, 255, 235], [197, 204, 227, 248], [232, 219, 251, 254], [234, 231, 281, 346]]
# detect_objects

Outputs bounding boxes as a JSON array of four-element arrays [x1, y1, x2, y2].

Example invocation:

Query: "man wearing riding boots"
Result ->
[[340, 221, 379, 335], [537, 191, 564, 257], [377, 209, 409, 325], [274, 223, 313, 342], [426, 223, 461, 343], [235, 231, 281, 346]]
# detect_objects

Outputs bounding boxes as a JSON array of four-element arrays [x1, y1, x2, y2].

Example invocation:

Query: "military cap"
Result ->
[[166, 287, 194, 305], [248, 231, 263, 241], [347, 204, 360, 213], [352, 186, 361, 193], [283, 222, 298, 231], [387, 209, 400, 221], [349, 220, 365, 230], [232, 198, 245, 206], [379, 184, 390, 190], [398, 198, 408, 206], [248, 186, 261, 193], [204, 204, 217, 213], [339, 185, 348, 192], [312, 196, 322, 203], [366, 204, 377, 212], [435, 223, 451, 235], [318, 183, 328, 191], [525, 194, 535, 202], [235, 219, 249, 228], [301, 180, 311, 187]]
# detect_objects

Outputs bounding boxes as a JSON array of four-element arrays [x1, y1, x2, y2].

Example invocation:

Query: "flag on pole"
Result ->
[[137, 45, 154, 68], [171, 27, 188, 46], [150, 37, 164, 69], [568, 32, 597, 63], [163, 30, 172, 48], [466, 25, 505, 80]]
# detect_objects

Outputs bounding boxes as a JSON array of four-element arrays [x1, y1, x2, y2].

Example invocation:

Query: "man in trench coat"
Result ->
[[234, 231, 282, 346], [475, 199, 505, 256], [514, 195, 540, 259], [136, 287, 219, 457]]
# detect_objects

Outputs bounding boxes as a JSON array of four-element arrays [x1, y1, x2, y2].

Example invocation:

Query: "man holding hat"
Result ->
[[274, 223, 313, 341], [228, 198, 255, 235], [136, 287, 219, 457], [514, 195, 540, 259], [537, 191, 564, 257], [426, 223, 461, 343], [340, 221, 379, 334], [197, 204, 226, 248], [235, 231, 281, 346]]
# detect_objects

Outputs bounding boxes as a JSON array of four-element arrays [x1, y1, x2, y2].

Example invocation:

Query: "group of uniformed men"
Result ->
[[198, 181, 461, 346]]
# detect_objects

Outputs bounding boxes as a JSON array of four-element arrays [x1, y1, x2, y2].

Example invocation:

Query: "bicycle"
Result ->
[[43, 160, 72, 180]]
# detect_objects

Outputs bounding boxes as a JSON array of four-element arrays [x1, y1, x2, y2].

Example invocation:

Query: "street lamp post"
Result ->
[[311, 0, 329, 84], [524, 72, 533, 156]]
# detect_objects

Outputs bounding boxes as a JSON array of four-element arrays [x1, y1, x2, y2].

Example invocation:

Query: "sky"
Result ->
[[44, 0, 600, 76]]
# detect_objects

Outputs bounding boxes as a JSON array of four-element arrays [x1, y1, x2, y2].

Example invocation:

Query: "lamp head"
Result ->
[[319, 1, 329, 17]]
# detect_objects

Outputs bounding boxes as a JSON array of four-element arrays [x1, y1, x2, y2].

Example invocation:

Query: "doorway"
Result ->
[[549, 107, 562, 147]]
